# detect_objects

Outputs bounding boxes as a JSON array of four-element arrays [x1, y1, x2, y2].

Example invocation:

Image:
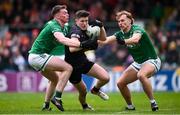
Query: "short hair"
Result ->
[[116, 10, 134, 24], [75, 10, 90, 19], [50, 5, 67, 18]]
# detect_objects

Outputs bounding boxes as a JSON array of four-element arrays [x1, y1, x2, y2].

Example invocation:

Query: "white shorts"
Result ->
[[28, 53, 65, 71], [56, 55, 65, 60], [131, 57, 161, 73]]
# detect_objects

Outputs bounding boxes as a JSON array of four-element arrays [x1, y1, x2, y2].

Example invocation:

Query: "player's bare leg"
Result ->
[[73, 81, 94, 111], [42, 57, 73, 111], [87, 63, 110, 100], [41, 71, 58, 111], [45, 81, 56, 102], [41, 71, 62, 111], [43, 82, 55, 111], [117, 66, 138, 110], [137, 63, 158, 111]]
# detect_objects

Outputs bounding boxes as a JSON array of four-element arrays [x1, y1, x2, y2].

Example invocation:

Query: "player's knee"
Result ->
[[104, 75, 110, 83], [65, 64, 73, 73], [101, 75, 110, 83], [116, 80, 121, 88], [137, 72, 146, 81], [117, 79, 125, 88]]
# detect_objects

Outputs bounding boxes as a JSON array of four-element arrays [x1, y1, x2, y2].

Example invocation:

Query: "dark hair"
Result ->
[[116, 10, 134, 24], [50, 5, 67, 18], [75, 10, 90, 19]]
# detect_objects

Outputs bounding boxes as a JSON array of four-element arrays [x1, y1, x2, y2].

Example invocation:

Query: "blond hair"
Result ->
[[116, 10, 134, 24]]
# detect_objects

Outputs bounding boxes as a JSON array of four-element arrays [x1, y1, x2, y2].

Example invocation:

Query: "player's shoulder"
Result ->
[[64, 23, 70, 28], [43, 20, 57, 29], [115, 30, 123, 35], [47, 19, 56, 25], [70, 25, 81, 34], [132, 24, 144, 30], [132, 24, 145, 33], [46, 19, 62, 28]]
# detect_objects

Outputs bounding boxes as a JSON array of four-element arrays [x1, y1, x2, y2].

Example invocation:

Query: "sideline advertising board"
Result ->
[[0, 69, 180, 92]]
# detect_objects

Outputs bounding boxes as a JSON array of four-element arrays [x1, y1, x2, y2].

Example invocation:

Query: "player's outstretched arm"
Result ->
[[98, 35, 117, 46], [69, 38, 83, 52], [54, 32, 80, 47], [124, 33, 142, 45]]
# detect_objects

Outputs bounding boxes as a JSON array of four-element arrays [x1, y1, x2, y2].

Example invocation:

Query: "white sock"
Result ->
[[150, 99, 156, 103], [55, 97, 62, 100], [127, 104, 134, 109]]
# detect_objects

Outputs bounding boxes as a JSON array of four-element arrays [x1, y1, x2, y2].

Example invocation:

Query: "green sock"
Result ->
[[54, 91, 62, 100]]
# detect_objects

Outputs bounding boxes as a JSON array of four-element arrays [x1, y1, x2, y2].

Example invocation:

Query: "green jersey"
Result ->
[[114, 25, 157, 64], [29, 19, 70, 56]]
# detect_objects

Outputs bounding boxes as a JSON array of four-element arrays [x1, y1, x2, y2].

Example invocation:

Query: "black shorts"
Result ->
[[69, 61, 94, 84]]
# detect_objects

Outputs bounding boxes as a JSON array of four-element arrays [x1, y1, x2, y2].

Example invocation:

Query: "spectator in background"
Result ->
[[0, 47, 18, 71], [101, 45, 129, 67], [164, 41, 179, 70], [89, 2, 107, 21], [151, 1, 164, 27], [19, 34, 30, 60], [12, 46, 26, 71]]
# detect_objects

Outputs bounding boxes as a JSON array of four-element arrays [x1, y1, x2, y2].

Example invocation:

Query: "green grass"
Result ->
[[0, 92, 180, 114]]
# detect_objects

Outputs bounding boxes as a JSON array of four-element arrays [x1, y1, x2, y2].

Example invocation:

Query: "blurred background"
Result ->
[[0, 0, 179, 92]]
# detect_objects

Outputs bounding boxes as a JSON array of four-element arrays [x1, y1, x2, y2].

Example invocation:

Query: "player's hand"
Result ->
[[87, 42, 98, 50], [117, 38, 125, 45], [88, 35, 98, 49], [89, 20, 103, 28]]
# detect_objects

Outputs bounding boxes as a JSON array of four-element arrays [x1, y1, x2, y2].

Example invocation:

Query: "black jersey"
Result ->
[[65, 25, 90, 67]]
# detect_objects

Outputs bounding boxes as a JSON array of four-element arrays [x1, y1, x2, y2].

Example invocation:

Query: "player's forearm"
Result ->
[[98, 38, 114, 46], [99, 27, 107, 41], [125, 33, 141, 45], [106, 36, 117, 44], [60, 37, 80, 47], [54, 32, 80, 47]]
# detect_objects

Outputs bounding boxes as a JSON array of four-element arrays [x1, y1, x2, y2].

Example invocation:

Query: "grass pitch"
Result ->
[[0, 92, 180, 114]]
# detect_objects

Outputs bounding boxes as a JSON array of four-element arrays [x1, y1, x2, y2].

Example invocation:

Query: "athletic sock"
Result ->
[[127, 104, 134, 109], [54, 91, 62, 100], [92, 86, 100, 92], [43, 102, 50, 108], [150, 99, 156, 104], [82, 103, 88, 108]]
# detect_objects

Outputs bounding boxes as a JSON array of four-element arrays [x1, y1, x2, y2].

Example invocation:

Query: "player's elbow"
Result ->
[[54, 32, 67, 44], [133, 39, 140, 44], [131, 37, 140, 44], [131, 34, 141, 44]]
